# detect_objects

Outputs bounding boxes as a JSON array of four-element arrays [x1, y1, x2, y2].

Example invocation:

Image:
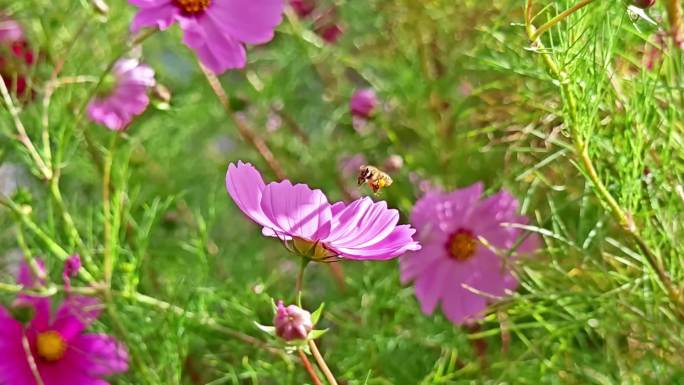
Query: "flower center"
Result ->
[[174, 0, 211, 14], [292, 238, 337, 261], [36, 331, 67, 362], [446, 229, 477, 261]]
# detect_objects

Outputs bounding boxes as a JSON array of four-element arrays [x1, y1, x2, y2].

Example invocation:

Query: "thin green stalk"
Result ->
[[198, 62, 287, 180], [524, 0, 684, 314], [0, 75, 53, 180], [529, 0, 598, 42], [103, 134, 118, 287]]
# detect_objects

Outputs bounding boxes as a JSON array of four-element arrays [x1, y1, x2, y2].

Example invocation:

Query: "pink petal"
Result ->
[[130, 1, 178, 33], [413, 260, 452, 314], [260, 181, 332, 240], [180, 16, 246, 73], [70, 334, 129, 376], [441, 268, 488, 325], [211, 0, 284, 44], [399, 242, 445, 284], [332, 225, 419, 260], [225, 162, 281, 231], [52, 296, 102, 341]]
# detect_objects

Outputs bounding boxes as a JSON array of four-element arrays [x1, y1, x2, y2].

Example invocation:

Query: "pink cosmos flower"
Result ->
[[226, 161, 420, 261], [129, 0, 284, 74], [273, 300, 312, 341], [350, 88, 378, 119], [87, 58, 155, 131], [400, 183, 538, 324], [0, 16, 35, 99], [0, 260, 128, 385]]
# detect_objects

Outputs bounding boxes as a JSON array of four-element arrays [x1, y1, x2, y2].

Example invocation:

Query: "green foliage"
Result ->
[[1, 0, 684, 384]]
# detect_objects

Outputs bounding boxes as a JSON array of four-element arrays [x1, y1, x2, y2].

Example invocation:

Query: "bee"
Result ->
[[357, 165, 393, 194]]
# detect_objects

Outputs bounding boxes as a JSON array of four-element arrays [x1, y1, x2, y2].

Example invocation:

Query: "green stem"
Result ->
[[529, 0, 598, 42], [524, 0, 684, 314], [198, 63, 287, 180], [103, 134, 118, 287], [0, 75, 53, 180]]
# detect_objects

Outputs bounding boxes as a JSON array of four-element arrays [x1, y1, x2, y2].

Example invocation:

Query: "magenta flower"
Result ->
[[226, 161, 420, 261], [350, 88, 378, 119], [290, 0, 315, 18], [274, 300, 313, 341], [400, 183, 538, 324], [0, 16, 35, 99], [129, 0, 284, 74], [87, 58, 155, 131], [0, 260, 128, 385]]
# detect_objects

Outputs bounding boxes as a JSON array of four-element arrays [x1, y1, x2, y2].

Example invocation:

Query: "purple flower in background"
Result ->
[[226, 161, 420, 261], [350, 88, 378, 119], [87, 58, 155, 131], [129, 0, 284, 74], [0, 16, 35, 99], [0, 260, 128, 385], [62, 255, 81, 290], [290, 0, 315, 18], [400, 183, 538, 324], [313, 6, 342, 44], [274, 300, 312, 341], [338, 153, 367, 178]]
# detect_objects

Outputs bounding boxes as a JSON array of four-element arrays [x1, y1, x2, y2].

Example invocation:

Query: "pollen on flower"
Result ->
[[175, 0, 212, 14], [446, 229, 477, 261], [36, 331, 67, 362]]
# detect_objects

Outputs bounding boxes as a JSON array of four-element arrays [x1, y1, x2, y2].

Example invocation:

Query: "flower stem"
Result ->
[[308, 340, 338, 385], [298, 349, 323, 385], [103, 134, 118, 288], [525, 0, 684, 316], [198, 63, 286, 180], [529, 0, 598, 42], [667, 0, 683, 47], [0, 75, 53, 181]]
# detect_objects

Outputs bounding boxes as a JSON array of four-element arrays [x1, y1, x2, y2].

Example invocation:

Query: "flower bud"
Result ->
[[350, 88, 378, 119], [633, 0, 655, 8], [290, 0, 315, 18], [274, 300, 313, 341], [382, 155, 404, 173]]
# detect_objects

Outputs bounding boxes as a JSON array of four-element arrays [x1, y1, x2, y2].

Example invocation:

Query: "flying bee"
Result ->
[[357, 165, 393, 194]]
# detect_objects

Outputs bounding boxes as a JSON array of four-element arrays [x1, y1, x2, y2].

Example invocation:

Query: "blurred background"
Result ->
[[1, 0, 684, 383]]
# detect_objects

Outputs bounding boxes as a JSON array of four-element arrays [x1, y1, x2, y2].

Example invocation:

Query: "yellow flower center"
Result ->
[[175, 0, 211, 14], [292, 238, 337, 261], [446, 229, 477, 261], [36, 331, 67, 362]]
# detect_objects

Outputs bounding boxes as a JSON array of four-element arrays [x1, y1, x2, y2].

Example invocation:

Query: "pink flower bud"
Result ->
[[274, 300, 313, 341], [62, 254, 81, 290], [290, 0, 315, 18], [63, 255, 81, 278], [633, 0, 655, 8], [382, 155, 404, 173], [350, 88, 378, 119]]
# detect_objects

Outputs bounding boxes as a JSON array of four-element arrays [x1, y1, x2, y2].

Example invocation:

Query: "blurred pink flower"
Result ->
[[350, 88, 378, 119], [87, 58, 155, 131], [338, 153, 367, 178], [129, 0, 284, 74], [290, 0, 315, 18], [643, 31, 666, 71], [400, 183, 538, 324], [62, 255, 81, 290], [0, 16, 35, 99], [226, 161, 420, 260], [274, 300, 312, 341], [316, 23, 343, 43], [0, 260, 128, 385]]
